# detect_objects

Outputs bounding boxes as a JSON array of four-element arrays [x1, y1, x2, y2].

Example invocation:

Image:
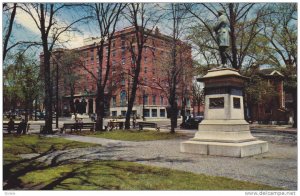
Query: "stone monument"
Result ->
[[180, 11, 268, 158]]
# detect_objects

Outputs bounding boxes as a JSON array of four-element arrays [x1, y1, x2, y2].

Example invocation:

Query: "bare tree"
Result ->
[[78, 3, 125, 131], [185, 3, 266, 70], [20, 3, 88, 133], [151, 3, 192, 133], [123, 3, 163, 129], [3, 3, 17, 62]]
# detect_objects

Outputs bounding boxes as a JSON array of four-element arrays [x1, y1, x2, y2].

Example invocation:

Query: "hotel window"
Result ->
[[120, 90, 127, 106], [152, 109, 157, 117], [144, 57, 147, 64], [121, 78, 125, 85], [122, 58, 125, 65], [112, 41, 115, 47], [112, 50, 116, 57], [144, 67, 147, 73], [121, 40, 125, 46], [152, 95, 156, 105], [112, 96, 116, 107], [121, 34, 125, 40], [144, 109, 150, 117], [144, 95, 148, 105], [144, 77, 147, 85], [152, 68, 155, 75], [122, 47, 126, 56], [160, 109, 165, 117], [160, 96, 164, 105]]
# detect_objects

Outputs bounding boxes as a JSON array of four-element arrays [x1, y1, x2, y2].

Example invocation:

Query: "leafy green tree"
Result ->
[[3, 53, 41, 121], [244, 73, 278, 122], [258, 3, 297, 127]]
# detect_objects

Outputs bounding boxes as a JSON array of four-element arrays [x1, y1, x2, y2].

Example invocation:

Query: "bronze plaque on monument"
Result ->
[[233, 97, 241, 108], [209, 97, 224, 109]]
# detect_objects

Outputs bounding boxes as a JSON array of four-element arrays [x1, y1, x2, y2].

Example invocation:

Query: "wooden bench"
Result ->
[[60, 122, 95, 133], [138, 122, 160, 131], [3, 122, 30, 134], [106, 121, 124, 131]]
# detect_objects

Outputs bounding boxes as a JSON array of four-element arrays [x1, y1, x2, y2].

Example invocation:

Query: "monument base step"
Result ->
[[180, 140, 268, 158]]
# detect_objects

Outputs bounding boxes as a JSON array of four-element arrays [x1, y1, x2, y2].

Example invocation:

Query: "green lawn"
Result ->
[[18, 160, 279, 190], [3, 134, 280, 190], [70, 129, 188, 141], [3, 134, 100, 164]]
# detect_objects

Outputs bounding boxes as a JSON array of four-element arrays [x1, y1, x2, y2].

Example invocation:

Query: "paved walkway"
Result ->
[[34, 132, 298, 190]]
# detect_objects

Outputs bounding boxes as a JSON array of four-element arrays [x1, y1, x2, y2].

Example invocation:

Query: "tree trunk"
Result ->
[[292, 89, 297, 128], [181, 98, 187, 123], [125, 48, 142, 129], [43, 50, 53, 134], [41, 4, 53, 134], [170, 103, 177, 134], [95, 87, 105, 131], [125, 76, 139, 129], [34, 96, 38, 121]]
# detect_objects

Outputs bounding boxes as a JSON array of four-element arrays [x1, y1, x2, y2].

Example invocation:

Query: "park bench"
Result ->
[[138, 122, 160, 131], [3, 122, 30, 133], [60, 122, 95, 133], [106, 121, 124, 131]]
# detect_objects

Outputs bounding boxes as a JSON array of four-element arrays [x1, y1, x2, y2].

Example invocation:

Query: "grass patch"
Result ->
[[70, 129, 187, 141], [18, 160, 279, 190], [3, 134, 281, 190], [3, 134, 100, 165]]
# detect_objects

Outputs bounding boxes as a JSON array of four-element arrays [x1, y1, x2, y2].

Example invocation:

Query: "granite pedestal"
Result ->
[[180, 68, 268, 157]]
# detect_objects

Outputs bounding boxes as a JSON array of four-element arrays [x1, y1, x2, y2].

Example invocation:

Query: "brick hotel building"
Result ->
[[42, 26, 193, 119]]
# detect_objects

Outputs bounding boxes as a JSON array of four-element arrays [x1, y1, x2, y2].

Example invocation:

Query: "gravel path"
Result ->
[[21, 132, 297, 190]]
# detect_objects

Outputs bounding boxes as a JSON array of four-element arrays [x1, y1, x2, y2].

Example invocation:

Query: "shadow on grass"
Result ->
[[3, 138, 195, 190], [3, 142, 109, 190]]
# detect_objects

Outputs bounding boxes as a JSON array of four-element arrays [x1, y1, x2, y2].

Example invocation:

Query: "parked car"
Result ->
[[31, 112, 43, 120], [180, 116, 204, 129]]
